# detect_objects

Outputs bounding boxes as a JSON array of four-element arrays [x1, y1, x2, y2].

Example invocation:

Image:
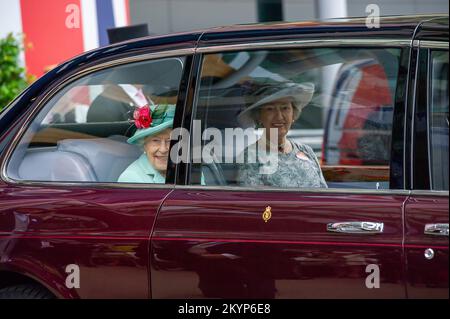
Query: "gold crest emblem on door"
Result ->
[[262, 206, 272, 222]]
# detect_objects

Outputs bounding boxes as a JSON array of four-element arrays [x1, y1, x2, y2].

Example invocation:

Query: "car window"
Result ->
[[189, 48, 402, 190], [429, 50, 449, 191], [6, 56, 185, 184]]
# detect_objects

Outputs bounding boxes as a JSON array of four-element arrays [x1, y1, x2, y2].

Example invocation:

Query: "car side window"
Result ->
[[189, 48, 402, 190], [429, 50, 449, 191], [6, 57, 185, 184]]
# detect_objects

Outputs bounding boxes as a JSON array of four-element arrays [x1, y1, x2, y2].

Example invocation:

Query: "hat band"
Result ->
[[151, 117, 174, 126], [150, 110, 175, 127]]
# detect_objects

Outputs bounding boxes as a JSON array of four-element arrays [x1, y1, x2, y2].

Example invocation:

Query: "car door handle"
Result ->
[[327, 221, 384, 234], [424, 224, 449, 237]]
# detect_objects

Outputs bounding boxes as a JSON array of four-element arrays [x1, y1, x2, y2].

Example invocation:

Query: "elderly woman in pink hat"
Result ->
[[237, 82, 327, 188]]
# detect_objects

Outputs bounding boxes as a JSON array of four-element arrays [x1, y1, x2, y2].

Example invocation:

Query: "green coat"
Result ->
[[118, 154, 166, 184]]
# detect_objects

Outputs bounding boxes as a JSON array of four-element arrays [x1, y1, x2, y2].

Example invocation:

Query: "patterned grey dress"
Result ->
[[237, 140, 328, 188]]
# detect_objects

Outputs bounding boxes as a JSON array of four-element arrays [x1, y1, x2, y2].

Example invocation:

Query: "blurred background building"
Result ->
[[0, 0, 448, 78], [131, 0, 448, 34]]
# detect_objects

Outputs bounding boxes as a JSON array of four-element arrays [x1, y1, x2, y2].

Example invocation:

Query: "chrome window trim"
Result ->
[[404, 46, 415, 191], [419, 41, 449, 49], [0, 179, 175, 189], [1, 48, 195, 187], [410, 45, 420, 189], [411, 190, 449, 197], [173, 184, 411, 196], [427, 50, 433, 189], [407, 22, 423, 190], [196, 39, 412, 53], [69, 49, 194, 73]]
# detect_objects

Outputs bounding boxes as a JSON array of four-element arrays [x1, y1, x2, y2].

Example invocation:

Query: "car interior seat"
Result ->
[[17, 136, 141, 182], [57, 136, 141, 182], [18, 149, 98, 182]]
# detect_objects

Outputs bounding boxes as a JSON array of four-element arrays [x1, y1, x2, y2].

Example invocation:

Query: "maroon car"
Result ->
[[0, 14, 448, 299]]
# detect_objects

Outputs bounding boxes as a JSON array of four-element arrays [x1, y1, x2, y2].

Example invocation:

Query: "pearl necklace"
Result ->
[[264, 139, 289, 153]]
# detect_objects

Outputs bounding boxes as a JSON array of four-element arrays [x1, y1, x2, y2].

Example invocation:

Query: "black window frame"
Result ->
[[166, 54, 197, 185], [411, 47, 431, 190]]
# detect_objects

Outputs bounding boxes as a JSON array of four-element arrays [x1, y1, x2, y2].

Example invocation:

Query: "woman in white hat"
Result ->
[[118, 104, 175, 183], [237, 82, 327, 188]]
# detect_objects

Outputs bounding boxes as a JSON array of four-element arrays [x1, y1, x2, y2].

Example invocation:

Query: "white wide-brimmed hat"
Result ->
[[237, 82, 315, 128]]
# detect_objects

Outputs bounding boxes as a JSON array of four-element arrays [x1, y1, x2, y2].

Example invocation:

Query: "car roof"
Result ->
[[122, 13, 449, 42], [201, 13, 448, 33], [196, 14, 448, 44]]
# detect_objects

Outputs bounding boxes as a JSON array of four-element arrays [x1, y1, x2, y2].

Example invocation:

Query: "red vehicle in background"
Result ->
[[322, 58, 395, 189]]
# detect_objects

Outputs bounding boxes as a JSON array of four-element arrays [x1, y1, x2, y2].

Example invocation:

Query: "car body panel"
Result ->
[[151, 189, 407, 298], [404, 195, 449, 298], [0, 35, 197, 298], [0, 182, 173, 298]]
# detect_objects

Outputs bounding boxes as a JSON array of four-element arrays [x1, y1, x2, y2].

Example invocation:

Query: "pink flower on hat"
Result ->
[[133, 105, 152, 129]]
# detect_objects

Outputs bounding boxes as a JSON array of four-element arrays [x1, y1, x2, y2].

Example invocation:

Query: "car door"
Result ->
[[151, 42, 410, 298], [0, 51, 192, 298], [404, 39, 449, 298]]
